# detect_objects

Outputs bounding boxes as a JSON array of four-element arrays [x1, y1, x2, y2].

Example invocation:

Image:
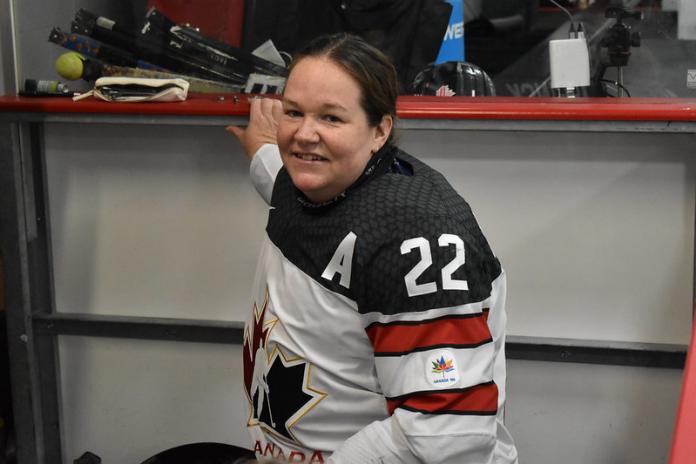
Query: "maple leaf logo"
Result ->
[[243, 289, 275, 402], [242, 288, 326, 445], [431, 356, 455, 377], [435, 84, 456, 97]]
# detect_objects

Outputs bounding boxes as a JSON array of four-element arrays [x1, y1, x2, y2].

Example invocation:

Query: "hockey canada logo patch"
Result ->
[[243, 288, 326, 445], [427, 351, 460, 387]]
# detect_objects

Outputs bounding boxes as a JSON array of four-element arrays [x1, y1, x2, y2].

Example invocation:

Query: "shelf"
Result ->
[[2, 95, 696, 133]]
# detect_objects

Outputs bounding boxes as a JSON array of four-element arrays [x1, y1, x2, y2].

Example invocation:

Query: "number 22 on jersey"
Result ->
[[401, 234, 468, 297]]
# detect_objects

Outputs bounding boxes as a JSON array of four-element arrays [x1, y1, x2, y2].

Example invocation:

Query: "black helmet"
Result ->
[[410, 61, 496, 96]]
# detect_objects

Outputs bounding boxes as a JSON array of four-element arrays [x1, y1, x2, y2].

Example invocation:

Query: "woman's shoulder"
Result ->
[[360, 147, 464, 218], [349, 151, 484, 246]]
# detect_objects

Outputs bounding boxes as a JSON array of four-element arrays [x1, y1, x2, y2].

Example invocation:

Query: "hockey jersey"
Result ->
[[243, 145, 518, 463]]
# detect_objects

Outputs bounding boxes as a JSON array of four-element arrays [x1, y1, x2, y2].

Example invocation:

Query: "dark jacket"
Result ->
[[243, 0, 453, 91]]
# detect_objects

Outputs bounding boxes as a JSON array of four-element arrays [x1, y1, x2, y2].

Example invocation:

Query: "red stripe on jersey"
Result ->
[[387, 382, 498, 416], [366, 311, 492, 355]]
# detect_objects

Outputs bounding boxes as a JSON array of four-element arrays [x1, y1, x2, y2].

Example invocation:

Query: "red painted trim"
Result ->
[[0, 94, 253, 117], [366, 313, 492, 355], [387, 382, 498, 416], [669, 308, 696, 464], [2, 95, 696, 122], [396, 96, 696, 121]]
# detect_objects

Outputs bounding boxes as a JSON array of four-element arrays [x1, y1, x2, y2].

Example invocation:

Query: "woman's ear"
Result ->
[[372, 115, 393, 152]]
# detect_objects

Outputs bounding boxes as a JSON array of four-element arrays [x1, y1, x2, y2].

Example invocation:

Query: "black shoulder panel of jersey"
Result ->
[[266, 149, 502, 314]]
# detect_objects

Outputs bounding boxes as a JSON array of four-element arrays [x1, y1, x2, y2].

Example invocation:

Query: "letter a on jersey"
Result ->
[[321, 231, 357, 289]]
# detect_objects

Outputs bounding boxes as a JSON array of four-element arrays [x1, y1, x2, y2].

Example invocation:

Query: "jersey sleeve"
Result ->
[[249, 143, 283, 205], [329, 213, 516, 463]]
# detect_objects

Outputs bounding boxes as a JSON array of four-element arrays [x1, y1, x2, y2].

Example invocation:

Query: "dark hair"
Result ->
[[289, 33, 398, 144]]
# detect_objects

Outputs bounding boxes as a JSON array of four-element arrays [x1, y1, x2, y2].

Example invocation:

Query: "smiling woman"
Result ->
[[229, 33, 518, 464], [278, 56, 392, 203]]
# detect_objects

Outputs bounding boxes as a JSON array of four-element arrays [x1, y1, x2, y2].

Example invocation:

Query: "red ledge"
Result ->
[[397, 96, 696, 121], [2, 94, 696, 121], [669, 308, 696, 464], [0, 93, 252, 117]]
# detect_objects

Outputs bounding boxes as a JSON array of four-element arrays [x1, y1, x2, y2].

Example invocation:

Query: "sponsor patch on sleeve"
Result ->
[[427, 350, 460, 388]]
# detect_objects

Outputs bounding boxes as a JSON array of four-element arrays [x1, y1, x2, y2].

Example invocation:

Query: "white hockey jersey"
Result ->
[[243, 145, 518, 463]]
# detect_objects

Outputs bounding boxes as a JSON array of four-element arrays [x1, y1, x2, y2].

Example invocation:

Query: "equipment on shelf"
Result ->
[[48, 8, 287, 95], [592, 6, 642, 97]]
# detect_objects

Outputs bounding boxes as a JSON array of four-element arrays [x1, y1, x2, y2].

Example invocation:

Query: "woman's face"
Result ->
[[278, 56, 392, 203]]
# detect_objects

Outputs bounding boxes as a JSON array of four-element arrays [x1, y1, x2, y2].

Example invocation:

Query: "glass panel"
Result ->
[[486, 0, 696, 97], [7, 0, 696, 99]]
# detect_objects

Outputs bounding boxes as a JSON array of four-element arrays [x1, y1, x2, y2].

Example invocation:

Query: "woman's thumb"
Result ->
[[226, 125, 245, 141]]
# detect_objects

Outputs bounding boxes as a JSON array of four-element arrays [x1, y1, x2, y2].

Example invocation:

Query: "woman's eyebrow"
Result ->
[[281, 98, 349, 113], [320, 102, 349, 113]]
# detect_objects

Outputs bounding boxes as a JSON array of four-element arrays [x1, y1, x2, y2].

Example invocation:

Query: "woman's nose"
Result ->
[[294, 118, 320, 144]]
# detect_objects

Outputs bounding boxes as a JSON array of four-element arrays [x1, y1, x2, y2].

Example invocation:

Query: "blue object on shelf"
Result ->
[[435, 0, 465, 64]]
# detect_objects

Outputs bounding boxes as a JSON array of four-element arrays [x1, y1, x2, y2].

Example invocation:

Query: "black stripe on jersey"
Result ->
[[398, 405, 498, 416]]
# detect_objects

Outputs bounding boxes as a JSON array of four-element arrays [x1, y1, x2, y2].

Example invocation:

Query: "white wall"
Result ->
[[45, 123, 693, 462], [59, 338, 249, 463], [507, 360, 683, 464], [46, 124, 265, 322]]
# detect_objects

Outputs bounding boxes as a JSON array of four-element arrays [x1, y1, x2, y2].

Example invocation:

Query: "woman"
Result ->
[[229, 33, 517, 464]]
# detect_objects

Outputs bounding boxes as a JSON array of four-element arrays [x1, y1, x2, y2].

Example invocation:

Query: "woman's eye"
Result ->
[[286, 110, 302, 118], [324, 114, 341, 123]]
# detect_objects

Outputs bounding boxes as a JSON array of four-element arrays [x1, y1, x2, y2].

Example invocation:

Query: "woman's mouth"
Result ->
[[294, 152, 327, 162]]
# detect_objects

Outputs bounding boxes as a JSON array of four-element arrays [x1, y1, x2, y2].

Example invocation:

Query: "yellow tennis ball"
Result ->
[[55, 52, 85, 80]]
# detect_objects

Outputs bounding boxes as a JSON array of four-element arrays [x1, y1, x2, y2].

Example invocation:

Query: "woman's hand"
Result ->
[[227, 97, 283, 159]]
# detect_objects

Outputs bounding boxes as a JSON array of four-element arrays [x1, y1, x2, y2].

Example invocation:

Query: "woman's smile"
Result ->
[[292, 152, 328, 162]]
